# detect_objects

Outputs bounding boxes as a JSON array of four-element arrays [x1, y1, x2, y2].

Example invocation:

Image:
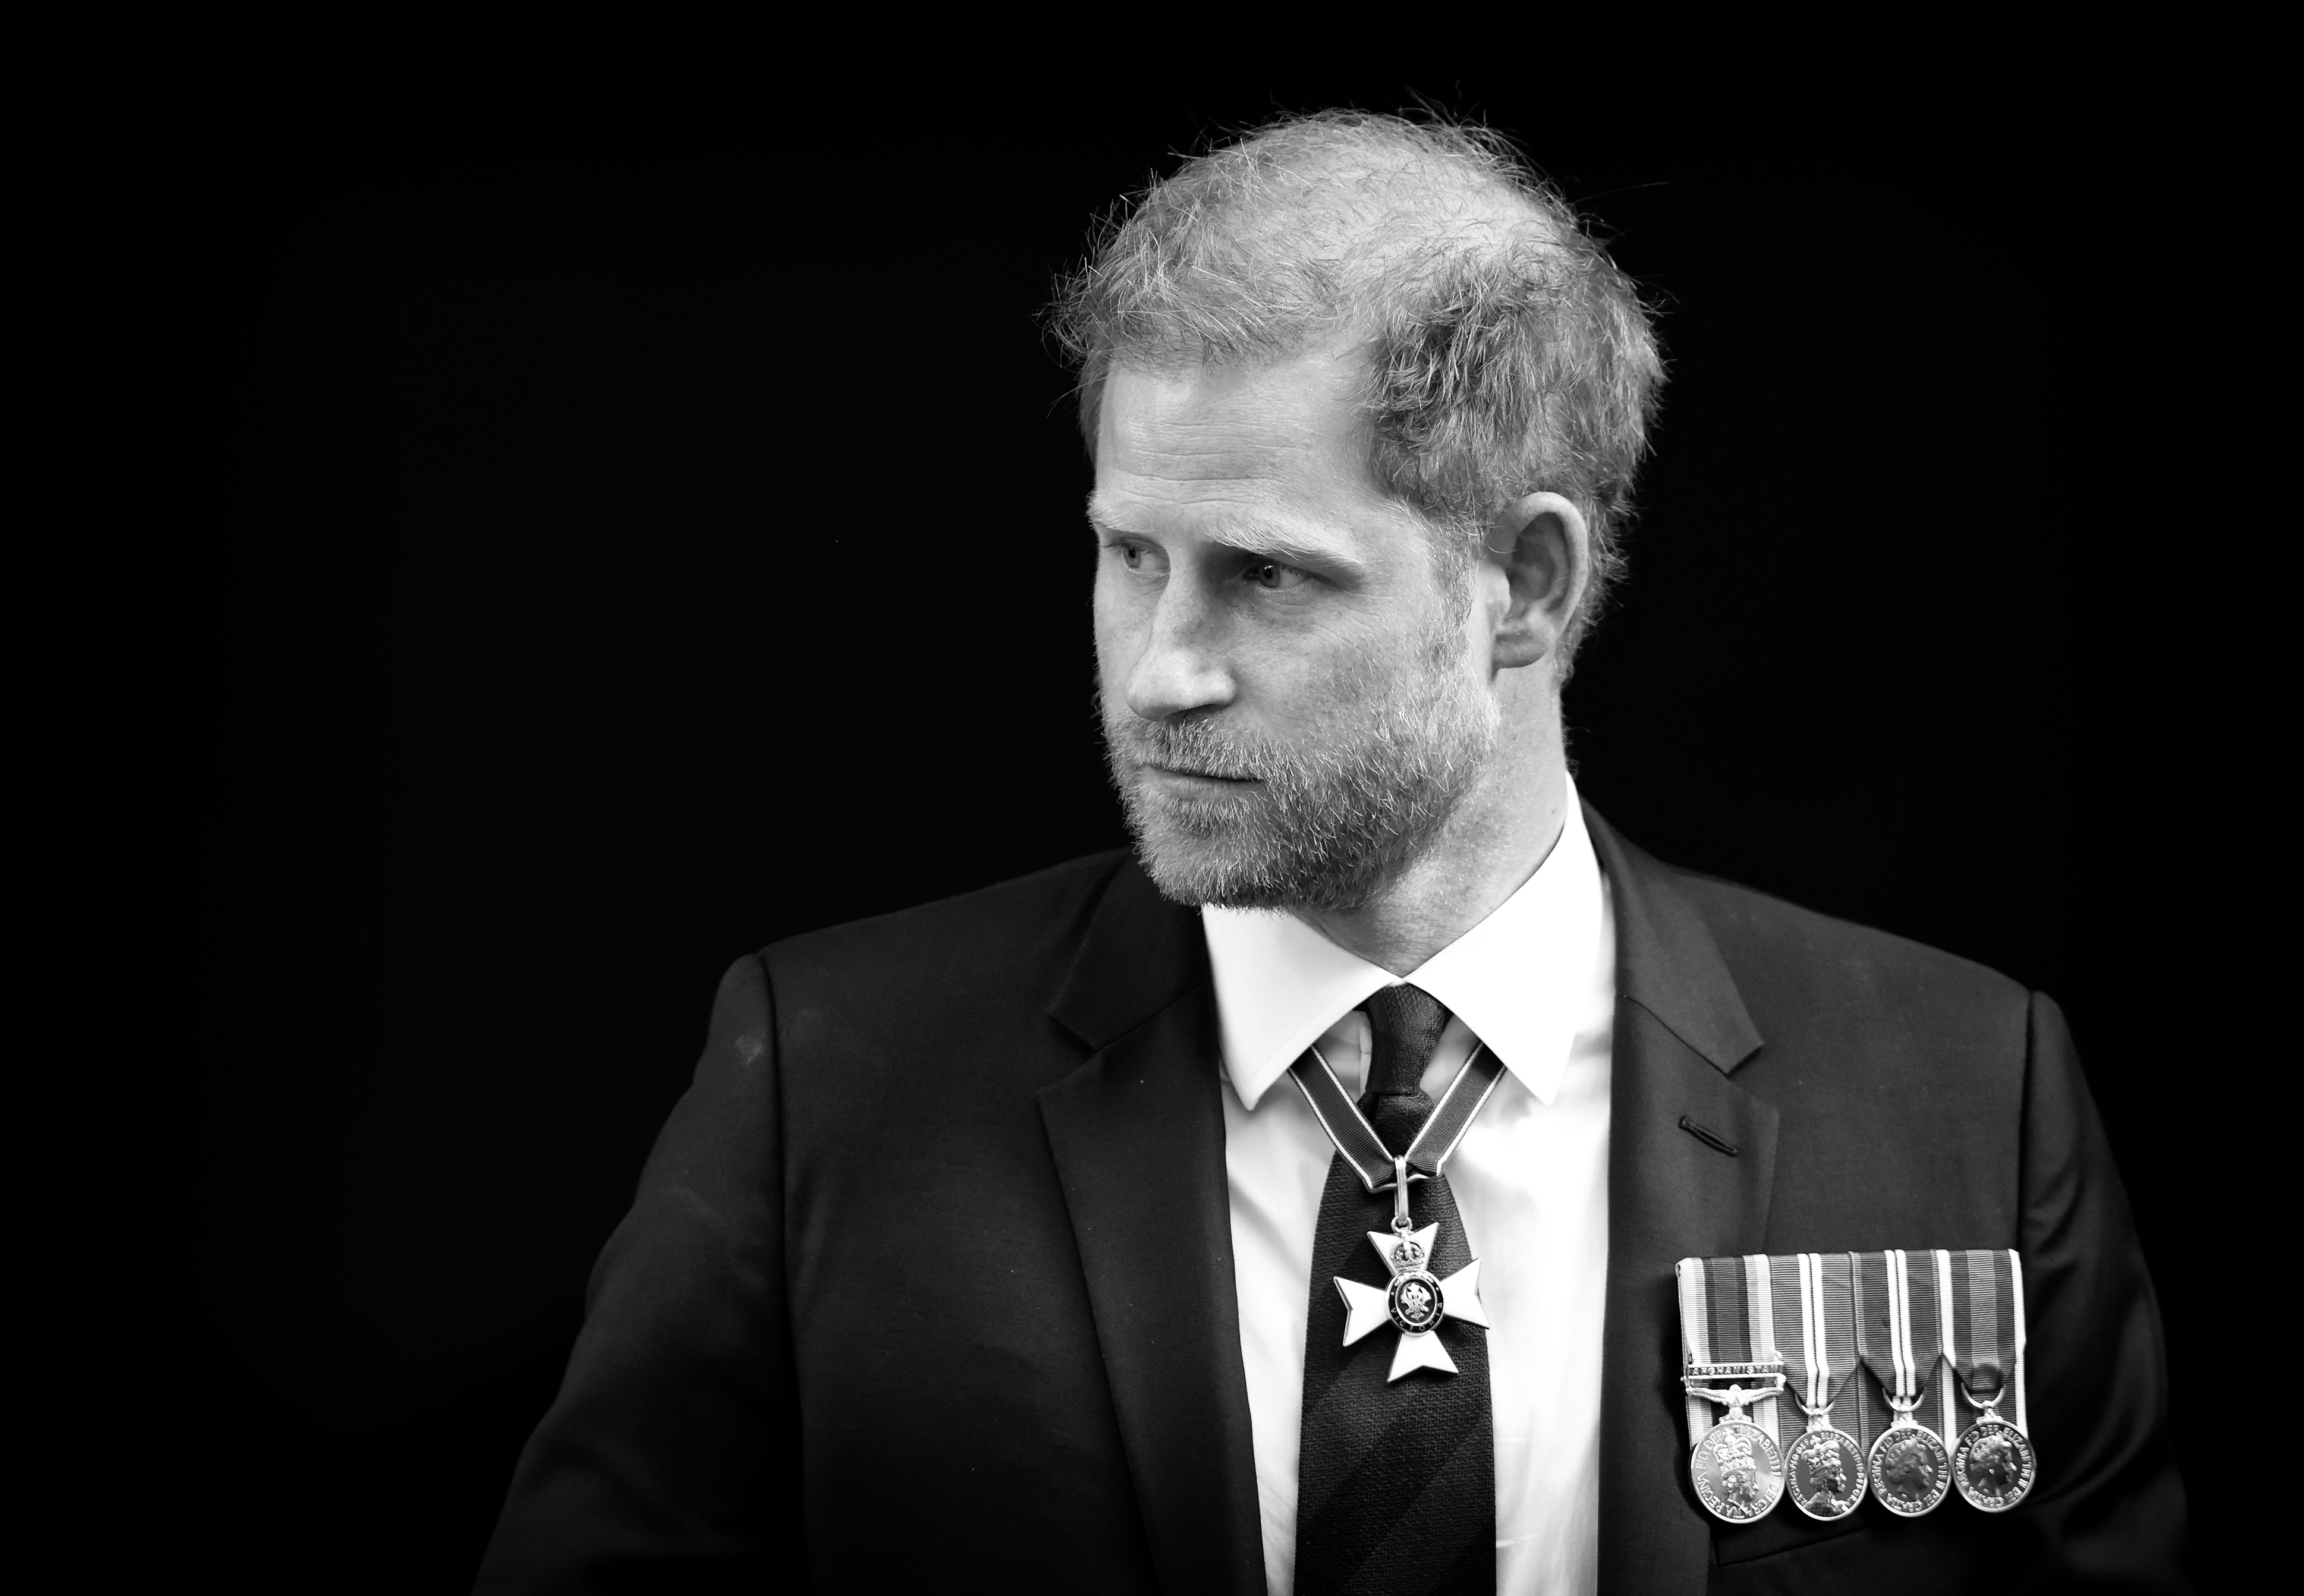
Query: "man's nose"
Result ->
[[1123, 585, 1235, 722]]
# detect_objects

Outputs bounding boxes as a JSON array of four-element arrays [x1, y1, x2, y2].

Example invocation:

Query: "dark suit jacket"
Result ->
[[477, 808, 2186, 1593]]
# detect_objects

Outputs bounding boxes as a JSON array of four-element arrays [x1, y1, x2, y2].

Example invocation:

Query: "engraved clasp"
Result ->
[[1682, 1361, 1786, 1427]]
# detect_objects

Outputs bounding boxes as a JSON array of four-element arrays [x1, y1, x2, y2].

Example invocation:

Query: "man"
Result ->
[[478, 114, 2185, 1593]]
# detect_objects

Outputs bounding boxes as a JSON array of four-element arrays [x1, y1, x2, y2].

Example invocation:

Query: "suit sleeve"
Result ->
[[476, 955, 802, 1594], [2013, 991, 2189, 1591]]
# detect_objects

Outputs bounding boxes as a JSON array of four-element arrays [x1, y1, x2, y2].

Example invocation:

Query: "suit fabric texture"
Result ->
[[477, 808, 2187, 1593]]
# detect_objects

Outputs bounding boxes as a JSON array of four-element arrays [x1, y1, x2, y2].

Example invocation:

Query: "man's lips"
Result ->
[[1140, 761, 1259, 786]]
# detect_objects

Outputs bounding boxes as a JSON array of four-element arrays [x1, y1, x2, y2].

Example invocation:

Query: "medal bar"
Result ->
[[1675, 1248, 2038, 1526]]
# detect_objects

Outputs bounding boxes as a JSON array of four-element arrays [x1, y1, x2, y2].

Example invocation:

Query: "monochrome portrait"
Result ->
[[171, 84, 2207, 1594]]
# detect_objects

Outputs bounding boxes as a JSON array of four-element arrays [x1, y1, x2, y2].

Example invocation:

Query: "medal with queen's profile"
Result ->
[[1868, 1414, 1952, 1516], [1689, 1411, 1784, 1523], [1682, 1367, 1788, 1524], [1953, 1415, 2037, 1512], [1784, 1421, 1866, 1521]]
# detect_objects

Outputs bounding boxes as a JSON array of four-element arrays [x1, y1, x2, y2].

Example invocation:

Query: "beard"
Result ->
[[1100, 613, 1499, 914]]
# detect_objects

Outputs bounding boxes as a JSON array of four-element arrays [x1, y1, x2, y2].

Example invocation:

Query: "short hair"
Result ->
[[1047, 110, 1666, 665]]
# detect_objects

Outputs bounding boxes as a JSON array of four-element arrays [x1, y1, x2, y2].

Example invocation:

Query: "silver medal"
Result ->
[[1335, 1221, 1490, 1381], [1952, 1412, 2037, 1512], [1784, 1415, 1866, 1521], [1691, 1415, 1786, 1523], [1867, 1406, 1952, 1517], [1682, 1364, 1789, 1524]]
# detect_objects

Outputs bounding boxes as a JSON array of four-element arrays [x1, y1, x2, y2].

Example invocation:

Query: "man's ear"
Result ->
[[1484, 491, 1589, 672]]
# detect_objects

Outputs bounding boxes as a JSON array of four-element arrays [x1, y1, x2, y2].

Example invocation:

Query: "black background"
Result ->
[[162, 87, 2213, 1590]]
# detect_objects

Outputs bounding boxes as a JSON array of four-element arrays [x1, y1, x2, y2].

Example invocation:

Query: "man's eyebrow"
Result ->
[[1084, 493, 1366, 576], [1203, 518, 1365, 575]]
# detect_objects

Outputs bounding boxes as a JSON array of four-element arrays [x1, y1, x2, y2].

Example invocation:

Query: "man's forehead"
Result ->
[[1097, 350, 1367, 473], [1090, 351, 1403, 550]]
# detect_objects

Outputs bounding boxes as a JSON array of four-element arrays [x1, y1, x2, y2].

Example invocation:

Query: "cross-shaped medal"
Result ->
[[1335, 1222, 1490, 1381]]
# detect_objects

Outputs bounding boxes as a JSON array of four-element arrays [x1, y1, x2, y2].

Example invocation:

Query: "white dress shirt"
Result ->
[[1206, 783, 1617, 1596]]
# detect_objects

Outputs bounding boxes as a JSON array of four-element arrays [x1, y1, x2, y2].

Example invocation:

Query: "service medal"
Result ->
[[1675, 1254, 1795, 1523], [1767, 1251, 1868, 1521], [1854, 1249, 1953, 1518], [1786, 1425, 1867, 1521], [1943, 1246, 2037, 1512], [1688, 1396, 1786, 1523], [1952, 1414, 2037, 1512], [1868, 1411, 1953, 1516]]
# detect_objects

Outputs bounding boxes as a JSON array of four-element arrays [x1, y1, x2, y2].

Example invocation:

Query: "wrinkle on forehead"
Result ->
[[1096, 346, 1379, 495]]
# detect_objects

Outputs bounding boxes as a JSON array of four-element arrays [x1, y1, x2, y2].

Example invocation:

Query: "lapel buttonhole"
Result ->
[[1678, 1115, 1740, 1157]]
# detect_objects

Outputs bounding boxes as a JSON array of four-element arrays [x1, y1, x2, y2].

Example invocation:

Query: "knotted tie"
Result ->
[[1295, 984, 1494, 1596]]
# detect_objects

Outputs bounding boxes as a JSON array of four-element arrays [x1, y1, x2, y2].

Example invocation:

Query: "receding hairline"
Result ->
[[1069, 119, 1578, 370], [1197, 122, 1568, 265], [1046, 109, 1667, 670]]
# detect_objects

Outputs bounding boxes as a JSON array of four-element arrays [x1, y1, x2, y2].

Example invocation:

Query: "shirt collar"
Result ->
[[1203, 779, 1606, 1112]]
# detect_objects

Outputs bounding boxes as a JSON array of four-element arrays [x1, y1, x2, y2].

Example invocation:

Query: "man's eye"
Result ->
[[1245, 561, 1310, 590]]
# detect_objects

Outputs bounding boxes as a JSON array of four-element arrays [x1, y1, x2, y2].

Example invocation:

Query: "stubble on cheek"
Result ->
[[1096, 611, 1495, 912]]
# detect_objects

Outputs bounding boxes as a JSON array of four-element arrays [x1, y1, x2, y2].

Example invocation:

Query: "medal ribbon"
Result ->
[[1685, 1249, 2024, 1454], [1852, 1249, 1946, 1420], [1767, 1252, 1859, 1428], [1944, 1248, 2029, 1435], [1288, 1041, 1507, 1192], [1674, 1253, 1783, 1444]]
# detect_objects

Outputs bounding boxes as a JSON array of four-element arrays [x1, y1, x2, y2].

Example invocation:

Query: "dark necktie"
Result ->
[[1295, 984, 1494, 1596]]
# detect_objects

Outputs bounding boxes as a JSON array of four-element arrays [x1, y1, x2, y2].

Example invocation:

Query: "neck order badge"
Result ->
[[1854, 1249, 1952, 1516], [1946, 1248, 2037, 1512], [1288, 1037, 1504, 1379], [1768, 1252, 1867, 1521], [1292, 986, 1500, 1596]]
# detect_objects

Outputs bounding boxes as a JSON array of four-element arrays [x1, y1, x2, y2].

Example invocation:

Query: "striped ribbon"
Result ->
[[1767, 1252, 1859, 1433], [1943, 1247, 2029, 1438], [1673, 1254, 1783, 1446], [1853, 1249, 1951, 1438], [1288, 1043, 1509, 1193], [1681, 1250, 2025, 1456]]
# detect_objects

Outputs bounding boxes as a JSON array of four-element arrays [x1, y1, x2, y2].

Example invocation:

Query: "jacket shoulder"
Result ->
[[1597, 813, 2036, 1081], [1669, 861, 2028, 1023]]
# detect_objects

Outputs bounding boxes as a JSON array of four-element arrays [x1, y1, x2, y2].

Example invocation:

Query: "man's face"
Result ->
[[1091, 347, 1498, 911]]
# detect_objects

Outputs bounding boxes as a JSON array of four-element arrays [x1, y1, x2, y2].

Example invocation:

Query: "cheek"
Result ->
[[1090, 568, 1135, 684], [1249, 621, 1406, 728]]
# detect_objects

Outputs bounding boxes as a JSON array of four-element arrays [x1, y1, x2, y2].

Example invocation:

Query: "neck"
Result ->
[[1295, 679, 1569, 975]]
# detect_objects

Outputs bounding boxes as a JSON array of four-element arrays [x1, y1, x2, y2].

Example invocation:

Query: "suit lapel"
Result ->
[[1038, 862, 1265, 1596], [1585, 808, 1780, 1596]]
